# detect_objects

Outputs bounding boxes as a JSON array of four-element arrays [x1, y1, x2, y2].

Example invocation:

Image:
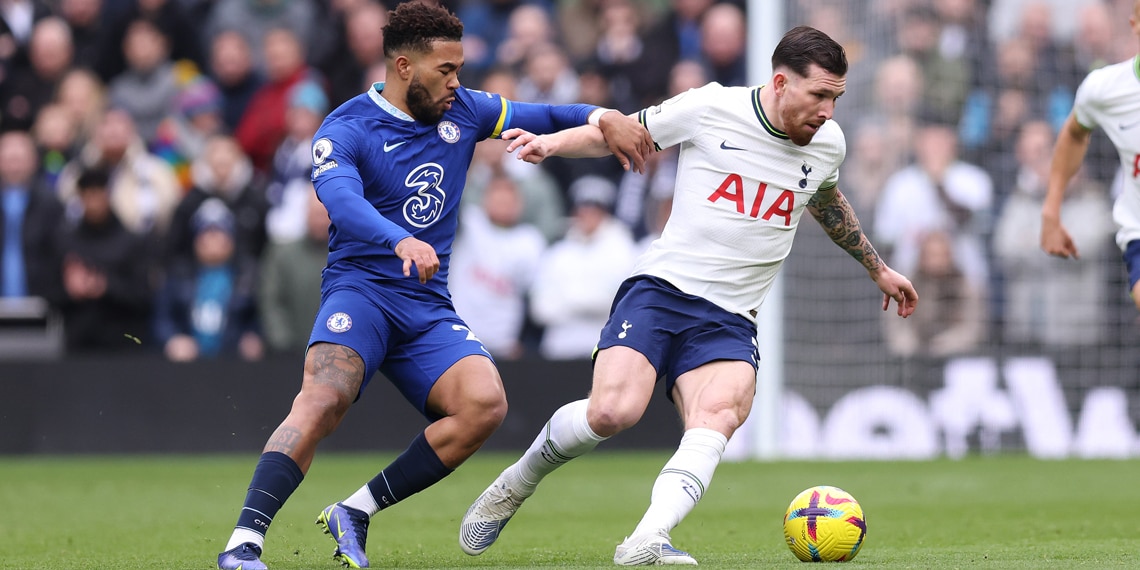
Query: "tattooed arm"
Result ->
[[807, 185, 919, 317]]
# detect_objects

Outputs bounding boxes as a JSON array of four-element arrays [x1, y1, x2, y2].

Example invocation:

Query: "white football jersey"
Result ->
[[632, 82, 846, 320], [1072, 55, 1140, 250]]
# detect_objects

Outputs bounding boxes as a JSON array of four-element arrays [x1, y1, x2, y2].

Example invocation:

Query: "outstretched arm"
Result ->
[[503, 112, 653, 171], [807, 185, 918, 317], [1040, 112, 1093, 259]]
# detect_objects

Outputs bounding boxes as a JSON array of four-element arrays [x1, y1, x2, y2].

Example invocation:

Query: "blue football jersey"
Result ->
[[311, 83, 592, 300]]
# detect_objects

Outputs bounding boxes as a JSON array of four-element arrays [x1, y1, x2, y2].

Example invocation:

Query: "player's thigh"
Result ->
[[308, 286, 391, 396], [672, 360, 757, 437], [426, 354, 505, 419], [589, 345, 659, 425], [383, 317, 497, 420]]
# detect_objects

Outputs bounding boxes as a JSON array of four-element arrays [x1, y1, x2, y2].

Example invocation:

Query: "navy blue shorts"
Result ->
[[596, 275, 760, 402], [308, 281, 492, 421], [1125, 240, 1140, 291]]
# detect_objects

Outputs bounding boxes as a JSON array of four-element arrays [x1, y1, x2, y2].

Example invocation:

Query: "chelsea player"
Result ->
[[215, 3, 652, 569]]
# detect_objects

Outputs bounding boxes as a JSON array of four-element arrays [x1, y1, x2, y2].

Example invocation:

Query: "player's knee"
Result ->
[[462, 389, 508, 439], [295, 385, 352, 428], [587, 403, 641, 437]]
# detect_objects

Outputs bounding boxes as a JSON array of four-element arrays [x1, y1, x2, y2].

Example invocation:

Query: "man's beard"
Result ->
[[407, 76, 446, 124]]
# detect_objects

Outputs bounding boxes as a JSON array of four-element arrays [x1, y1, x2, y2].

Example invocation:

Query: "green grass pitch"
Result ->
[[2, 452, 1139, 569]]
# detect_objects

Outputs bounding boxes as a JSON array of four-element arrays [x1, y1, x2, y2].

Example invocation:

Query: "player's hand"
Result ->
[[870, 265, 918, 318], [502, 128, 554, 164], [394, 236, 440, 283], [1040, 218, 1080, 259], [597, 111, 653, 174]]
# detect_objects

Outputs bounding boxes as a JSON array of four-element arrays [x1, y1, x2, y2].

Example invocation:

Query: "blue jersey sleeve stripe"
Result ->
[[491, 97, 511, 138]]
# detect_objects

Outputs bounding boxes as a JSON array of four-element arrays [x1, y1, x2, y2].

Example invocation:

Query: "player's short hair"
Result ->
[[772, 26, 847, 78], [383, 2, 464, 58]]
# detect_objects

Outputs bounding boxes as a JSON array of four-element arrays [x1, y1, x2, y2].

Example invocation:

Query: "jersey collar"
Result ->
[[368, 82, 415, 122], [752, 85, 789, 140]]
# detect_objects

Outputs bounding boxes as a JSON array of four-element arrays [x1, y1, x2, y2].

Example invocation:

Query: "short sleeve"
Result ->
[[638, 83, 718, 150]]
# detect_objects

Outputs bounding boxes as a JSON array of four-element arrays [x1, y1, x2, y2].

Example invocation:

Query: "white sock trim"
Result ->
[[225, 527, 265, 551], [343, 484, 381, 517]]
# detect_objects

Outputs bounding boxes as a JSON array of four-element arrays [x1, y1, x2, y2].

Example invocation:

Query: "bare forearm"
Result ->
[[808, 186, 884, 272], [1043, 115, 1092, 220], [540, 125, 612, 158]]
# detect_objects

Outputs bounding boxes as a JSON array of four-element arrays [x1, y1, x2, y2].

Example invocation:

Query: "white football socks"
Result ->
[[515, 399, 607, 491], [343, 483, 382, 516], [631, 427, 727, 538], [225, 527, 265, 551]]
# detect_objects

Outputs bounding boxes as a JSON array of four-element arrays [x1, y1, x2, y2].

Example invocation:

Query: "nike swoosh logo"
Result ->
[[384, 140, 407, 152], [1120, 121, 1140, 131], [720, 140, 746, 151], [336, 514, 347, 539]]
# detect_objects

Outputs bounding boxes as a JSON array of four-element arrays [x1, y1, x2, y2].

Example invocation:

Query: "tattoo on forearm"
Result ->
[[808, 188, 883, 272]]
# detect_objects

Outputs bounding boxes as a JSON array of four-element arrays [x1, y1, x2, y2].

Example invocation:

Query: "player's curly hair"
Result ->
[[382, 1, 464, 58], [772, 26, 847, 78]]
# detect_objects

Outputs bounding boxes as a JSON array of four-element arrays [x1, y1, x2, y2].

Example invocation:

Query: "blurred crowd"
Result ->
[[0, 0, 1132, 362]]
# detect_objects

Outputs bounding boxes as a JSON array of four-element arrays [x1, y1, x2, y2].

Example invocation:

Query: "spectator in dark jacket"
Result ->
[[57, 167, 153, 351]]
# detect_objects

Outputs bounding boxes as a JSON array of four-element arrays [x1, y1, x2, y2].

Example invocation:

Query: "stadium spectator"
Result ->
[[166, 134, 267, 267], [893, 4, 971, 125], [997, 120, 1113, 346], [516, 41, 579, 105], [265, 81, 326, 244], [321, 0, 388, 108], [258, 186, 327, 353], [874, 118, 994, 288], [152, 72, 227, 191], [212, 3, 652, 569], [698, 2, 746, 87], [883, 228, 986, 359], [1041, 0, 1140, 314], [59, 0, 118, 81], [462, 26, 916, 565], [56, 166, 153, 351], [450, 173, 546, 359], [31, 103, 80, 190], [56, 108, 181, 237], [207, 30, 263, 132], [203, 0, 318, 74], [638, 0, 716, 104], [154, 197, 263, 362], [585, 0, 652, 113], [107, 0, 206, 74], [960, 36, 1064, 179], [0, 17, 72, 133], [864, 54, 924, 183], [55, 68, 108, 144], [529, 175, 637, 359], [0, 130, 63, 302], [107, 19, 180, 146], [464, 136, 566, 242], [233, 27, 322, 173], [0, 0, 53, 72]]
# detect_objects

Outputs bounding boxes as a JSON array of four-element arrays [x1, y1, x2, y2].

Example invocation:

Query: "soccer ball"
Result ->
[[783, 485, 866, 562]]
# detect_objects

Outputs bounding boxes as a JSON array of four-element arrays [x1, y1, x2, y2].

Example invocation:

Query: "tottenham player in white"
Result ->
[[1042, 0, 1140, 310], [460, 26, 917, 565]]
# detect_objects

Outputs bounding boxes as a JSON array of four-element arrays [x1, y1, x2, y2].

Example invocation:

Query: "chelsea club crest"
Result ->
[[437, 121, 460, 143], [326, 312, 352, 333]]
